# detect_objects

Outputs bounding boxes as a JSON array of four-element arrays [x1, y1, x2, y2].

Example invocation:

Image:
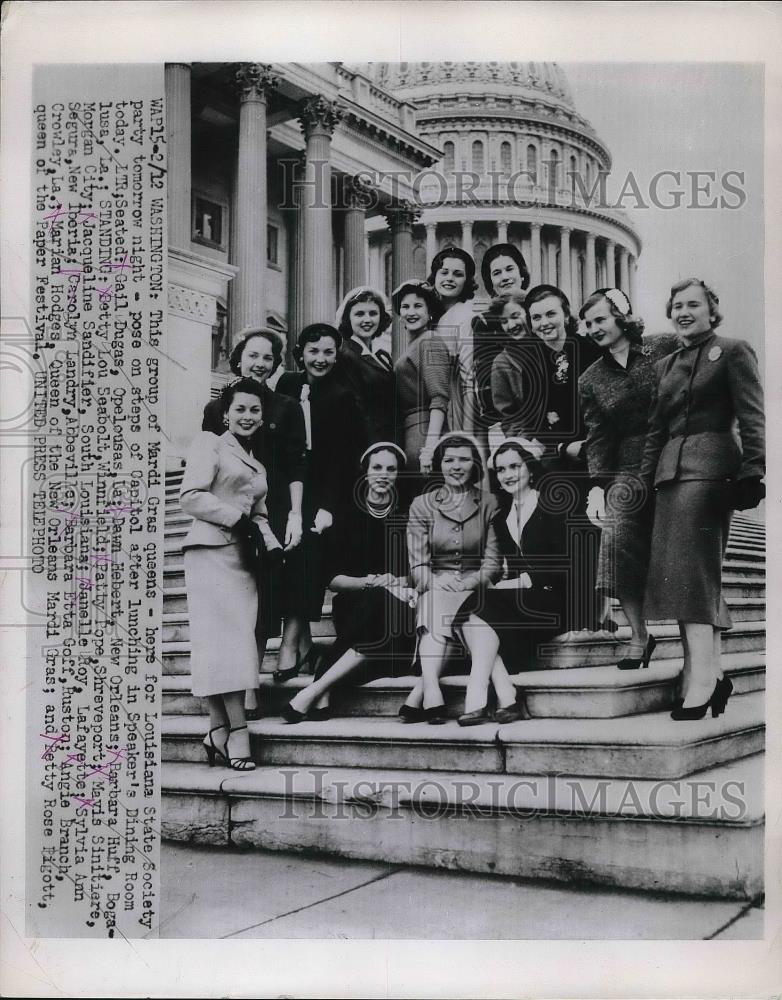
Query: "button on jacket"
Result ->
[[180, 431, 279, 550], [407, 486, 502, 591], [640, 331, 765, 487]]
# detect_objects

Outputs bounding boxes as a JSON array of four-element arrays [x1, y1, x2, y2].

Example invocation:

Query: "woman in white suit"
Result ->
[[180, 378, 283, 770]]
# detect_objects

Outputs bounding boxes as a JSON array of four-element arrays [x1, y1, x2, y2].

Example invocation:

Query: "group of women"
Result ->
[[178, 239, 765, 770]]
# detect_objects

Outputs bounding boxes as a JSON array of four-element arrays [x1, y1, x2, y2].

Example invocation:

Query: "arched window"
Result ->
[[569, 154, 578, 183], [443, 140, 455, 174], [526, 144, 537, 183], [471, 140, 485, 173], [585, 159, 592, 188], [500, 141, 512, 177], [548, 149, 559, 188]]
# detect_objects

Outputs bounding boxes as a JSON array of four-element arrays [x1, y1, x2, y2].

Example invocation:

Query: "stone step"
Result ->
[[163, 637, 335, 676], [161, 650, 765, 719], [721, 576, 765, 600], [161, 752, 763, 899], [161, 690, 764, 780], [162, 611, 335, 643], [161, 621, 766, 676]]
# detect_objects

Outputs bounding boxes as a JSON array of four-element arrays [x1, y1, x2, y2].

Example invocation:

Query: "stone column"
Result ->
[[165, 63, 192, 251], [559, 227, 571, 299], [461, 219, 473, 256], [619, 246, 631, 296], [232, 63, 277, 338], [384, 202, 420, 362], [546, 237, 558, 286], [425, 222, 438, 269], [530, 222, 542, 285], [343, 176, 371, 291], [496, 220, 508, 243], [286, 164, 306, 363], [604, 239, 616, 289], [585, 232, 597, 296], [299, 95, 343, 326], [629, 254, 638, 306]]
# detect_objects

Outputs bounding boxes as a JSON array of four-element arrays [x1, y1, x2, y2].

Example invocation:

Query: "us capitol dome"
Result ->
[[360, 61, 641, 308]]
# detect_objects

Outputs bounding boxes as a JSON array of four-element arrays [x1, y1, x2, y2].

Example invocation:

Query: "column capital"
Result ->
[[530, 220, 542, 231], [299, 95, 344, 139], [383, 201, 420, 231], [234, 63, 279, 103], [344, 174, 373, 211], [424, 221, 437, 233], [604, 237, 615, 248], [585, 231, 596, 244], [559, 225, 572, 235]]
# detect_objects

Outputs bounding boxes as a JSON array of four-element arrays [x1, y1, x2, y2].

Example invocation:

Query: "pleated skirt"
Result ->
[[184, 544, 260, 697]]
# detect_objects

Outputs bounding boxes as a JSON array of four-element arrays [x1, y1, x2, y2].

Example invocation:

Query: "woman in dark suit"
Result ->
[[274, 323, 368, 682], [281, 442, 417, 721], [335, 285, 396, 443], [181, 378, 283, 769], [578, 288, 679, 670], [641, 278, 764, 719], [455, 440, 571, 725], [523, 284, 604, 632]]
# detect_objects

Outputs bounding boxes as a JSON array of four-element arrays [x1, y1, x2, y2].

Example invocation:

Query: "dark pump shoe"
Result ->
[[398, 704, 426, 724], [670, 677, 733, 721], [617, 634, 656, 671]]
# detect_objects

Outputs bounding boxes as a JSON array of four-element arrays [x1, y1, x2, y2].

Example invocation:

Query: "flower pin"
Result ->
[[546, 410, 560, 426], [641, 344, 652, 357], [708, 345, 722, 362]]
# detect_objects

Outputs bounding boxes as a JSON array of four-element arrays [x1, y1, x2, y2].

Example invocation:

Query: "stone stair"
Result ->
[[161, 467, 766, 899]]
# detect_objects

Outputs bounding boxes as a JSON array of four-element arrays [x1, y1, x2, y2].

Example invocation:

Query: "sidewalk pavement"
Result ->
[[158, 841, 763, 940]]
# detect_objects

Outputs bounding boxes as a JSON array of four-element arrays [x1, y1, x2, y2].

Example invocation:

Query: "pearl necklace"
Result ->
[[366, 494, 393, 519]]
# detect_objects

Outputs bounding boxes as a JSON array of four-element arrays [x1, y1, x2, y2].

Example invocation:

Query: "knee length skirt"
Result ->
[[184, 544, 261, 697], [644, 480, 732, 628], [596, 475, 655, 601]]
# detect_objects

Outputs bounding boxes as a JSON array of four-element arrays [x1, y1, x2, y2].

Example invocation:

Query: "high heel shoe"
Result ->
[[273, 645, 321, 684], [711, 676, 733, 718], [617, 634, 656, 671], [281, 702, 306, 724], [457, 705, 492, 727], [203, 725, 229, 767], [425, 704, 448, 725], [225, 725, 256, 770], [670, 680, 724, 721]]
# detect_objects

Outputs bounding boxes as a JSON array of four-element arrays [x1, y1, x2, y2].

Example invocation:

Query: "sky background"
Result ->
[[563, 62, 765, 365]]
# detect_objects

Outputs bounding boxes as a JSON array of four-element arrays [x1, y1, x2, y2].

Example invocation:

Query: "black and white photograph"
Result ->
[[1, 2, 780, 997]]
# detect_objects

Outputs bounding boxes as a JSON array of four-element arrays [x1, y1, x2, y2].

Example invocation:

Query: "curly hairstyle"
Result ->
[[219, 376, 266, 416], [524, 284, 579, 338], [665, 277, 723, 329], [430, 433, 484, 487], [427, 246, 478, 302], [335, 286, 392, 341], [488, 439, 543, 496], [228, 327, 285, 375], [481, 243, 531, 296], [579, 289, 645, 344], [487, 291, 530, 337], [292, 323, 342, 367], [391, 279, 443, 325]]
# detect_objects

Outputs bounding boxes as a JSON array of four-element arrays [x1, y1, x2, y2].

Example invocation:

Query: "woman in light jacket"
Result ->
[[181, 378, 283, 770]]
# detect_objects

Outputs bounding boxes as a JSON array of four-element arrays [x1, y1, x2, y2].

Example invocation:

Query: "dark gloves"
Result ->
[[234, 514, 264, 567], [730, 477, 765, 512]]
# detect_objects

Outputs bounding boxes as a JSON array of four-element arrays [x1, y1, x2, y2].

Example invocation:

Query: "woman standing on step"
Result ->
[[273, 323, 368, 684], [578, 289, 679, 672], [473, 243, 531, 433], [392, 279, 449, 486], [428, 247, 480, 436], [181, 378, 283, 770], [282, 442, 417, 722], [455, 439, 571, 726], [488, 291, 541, 439], [202, 327, 307, 715], [399, 433, 502, 724], [523, 284, 604, 634], [335, 286, 396, 444], [641, 278, 764, 720]]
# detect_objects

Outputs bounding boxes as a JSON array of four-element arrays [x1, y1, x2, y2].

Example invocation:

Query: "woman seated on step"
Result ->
[[180, 378, 283, 770], [281, 442, 417, 722], [454, 439, 572, 726], [398, 433, 502, 724]]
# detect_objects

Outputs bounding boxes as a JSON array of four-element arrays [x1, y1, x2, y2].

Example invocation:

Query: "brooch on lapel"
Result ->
[[552, 352, 570, 384], [546, 410, 560, 427], [708, 345, 722, 362], [641, 344, 652, 357]]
